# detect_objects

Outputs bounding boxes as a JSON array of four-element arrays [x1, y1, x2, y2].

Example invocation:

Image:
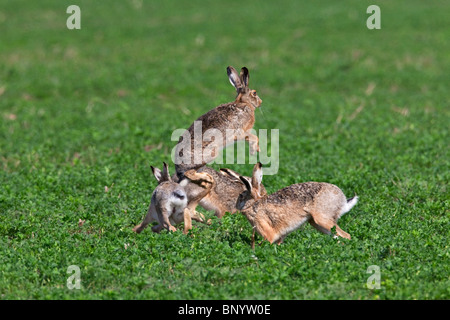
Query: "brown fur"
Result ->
[[172, 165, 267, 219], [175, 66, 262, 181], [237, 163, 358, 247], [132, 163, 214, 235]]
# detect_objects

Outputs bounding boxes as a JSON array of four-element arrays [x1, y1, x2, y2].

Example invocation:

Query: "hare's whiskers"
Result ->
[[258, 106, 266, 120]]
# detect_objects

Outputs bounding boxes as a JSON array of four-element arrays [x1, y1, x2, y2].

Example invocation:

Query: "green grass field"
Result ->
[[0, 0, 448, 300]]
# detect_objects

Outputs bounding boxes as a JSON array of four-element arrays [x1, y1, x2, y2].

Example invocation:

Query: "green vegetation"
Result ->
[[0, 0, 448, 299]]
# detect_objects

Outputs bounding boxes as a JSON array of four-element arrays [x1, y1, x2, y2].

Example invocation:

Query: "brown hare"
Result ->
[[198, 166, 267, 218], [132, 162, 214, 234], [174, 66, 263, 181], [172, 165, 267, 219], [237, 163, 358, 247]]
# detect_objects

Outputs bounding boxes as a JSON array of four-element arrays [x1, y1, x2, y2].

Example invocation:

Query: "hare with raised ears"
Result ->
[[174, 66, 263, 181], [237, 163, 358, 248], [132, 162, 214, 235]]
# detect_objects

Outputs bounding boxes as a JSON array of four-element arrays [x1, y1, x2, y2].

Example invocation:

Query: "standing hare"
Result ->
[[174, 66, 263, 181], [237, 163, 358, 247], [133, 162, 214, 234]]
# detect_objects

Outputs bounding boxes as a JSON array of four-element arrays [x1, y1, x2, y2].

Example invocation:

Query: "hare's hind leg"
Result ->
[[182, 208, 211, 235], [215, 209, 227, 219], [193, 212, 212, 225], [151, 224, 163, 233], [190, 209, 207, 223], [309, 216, 351, 240], [183, 208, 193, 234], [308, 217, 333, 236], [156, 206, 177, 232], [335, 224, 351, 240], [309, 212, 345, 238], [184, 170, 214, 225], [133, 201, 157, 233]]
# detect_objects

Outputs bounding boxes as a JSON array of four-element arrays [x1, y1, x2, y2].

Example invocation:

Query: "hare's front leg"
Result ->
[[231, 130, 259, 155], [183, 208, 193, 234], [251, 227, 256, 250], [250, 227, 269, 248], [244, 131, 260, 155]]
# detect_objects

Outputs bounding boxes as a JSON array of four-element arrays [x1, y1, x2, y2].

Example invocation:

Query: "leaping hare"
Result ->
[[132, 162, 214, 234], [174, 66, 263, 181], [237, 163, 358, 247]]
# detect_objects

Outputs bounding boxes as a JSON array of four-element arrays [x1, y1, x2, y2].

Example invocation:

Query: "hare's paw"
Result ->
[[151, 224, 163, 233], [250, 142, 260, 155]]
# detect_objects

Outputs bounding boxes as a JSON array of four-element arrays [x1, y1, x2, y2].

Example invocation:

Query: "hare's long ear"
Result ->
[[240, 67, 249, 88], [239, 175, 252, 193], [219, 168, 241, 181], [151, 166, 163, 183], [251, 162, 263, 192], [161, 162, 172, 182], [227, 66, 243, 93]]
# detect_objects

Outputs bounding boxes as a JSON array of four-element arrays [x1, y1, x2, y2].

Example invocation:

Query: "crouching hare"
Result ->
[[132, 162, 214, 235], [237, 163, 358, 247]]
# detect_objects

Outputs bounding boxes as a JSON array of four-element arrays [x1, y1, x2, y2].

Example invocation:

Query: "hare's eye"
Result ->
[[252, 91, 257, 97]]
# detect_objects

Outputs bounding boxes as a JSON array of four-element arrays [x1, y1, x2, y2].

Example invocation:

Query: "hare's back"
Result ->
[[264, 182, 323, 206], [267, 182, 346, 209], [191, 103, 255, 133]]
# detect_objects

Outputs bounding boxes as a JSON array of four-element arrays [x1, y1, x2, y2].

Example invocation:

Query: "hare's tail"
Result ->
[[339, 195, 358, 218], [172, 190, 186, 200], [169, 190, 188, 209]]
